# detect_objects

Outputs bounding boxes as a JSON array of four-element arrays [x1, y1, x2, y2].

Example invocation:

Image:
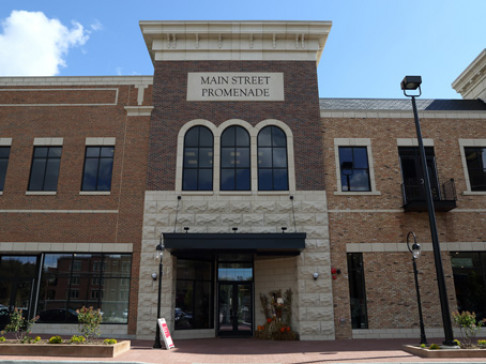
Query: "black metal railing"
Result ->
[[401, 178, 457, 211]]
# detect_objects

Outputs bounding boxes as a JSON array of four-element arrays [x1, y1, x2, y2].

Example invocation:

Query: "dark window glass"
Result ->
[[451, 252, 486, 320], [37, 253, 131, 324], [347, 253, 368, 329], [257, 126, 288, 191], [0, 146, 10, 191], [81, 146, 114, 191], [175, 259, 214, 330], [399, 147, 440, 200], [182, 126, 213, 191], [28, 146, 62, 191], [339, 147, 370, 192], [465, 147, 486, 191], [220, 126, 250, 191]]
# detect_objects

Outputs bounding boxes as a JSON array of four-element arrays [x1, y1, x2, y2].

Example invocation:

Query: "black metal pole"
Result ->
[[153, 258, 163, 349], [411, 256, 427, 345], [410, 95, 454, 346]]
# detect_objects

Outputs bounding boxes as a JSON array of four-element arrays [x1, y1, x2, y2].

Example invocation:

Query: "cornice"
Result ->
[[139, 20, 332, 65], [320, 109, 486, 119], [0, 75, 153, 86], [452, 49, 486, 98]]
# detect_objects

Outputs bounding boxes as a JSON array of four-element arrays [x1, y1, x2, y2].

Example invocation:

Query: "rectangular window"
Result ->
[[347, 253, 368, 329], [28, 146, 62, 191], [0, 146, 10, 191], [338, 147, 371, 192], [465, 147, 486, 191], [37, 253, 131, 324], [81, 146, 114, 191], [451, 252, 486, 320]]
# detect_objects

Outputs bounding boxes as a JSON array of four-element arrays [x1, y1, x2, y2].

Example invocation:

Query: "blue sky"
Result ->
[[0, 0, 484, 99]]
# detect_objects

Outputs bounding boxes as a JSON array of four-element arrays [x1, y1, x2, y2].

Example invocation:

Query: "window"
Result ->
[[258, 126, 288, 190], [338, 147, 370, 192], [0, 146, 10, 191], [220, 126, 250, 191], [465, 147, 486, 191], [399, 147, 440, 199], [347, 253, 368, 329], [182, 126, 213, 190], [175, 259, 214, 330], [28, 146, 62, 191], [451, 252, 486, 320], [37, 253, 131, 324], [81, 146, 114, 191]]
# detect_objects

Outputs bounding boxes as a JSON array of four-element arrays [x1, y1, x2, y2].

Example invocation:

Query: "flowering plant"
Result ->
[[256, 289, 297, 340]]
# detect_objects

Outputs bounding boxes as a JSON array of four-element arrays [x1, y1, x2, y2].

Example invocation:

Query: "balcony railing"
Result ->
[[401, 178, 457, 212]]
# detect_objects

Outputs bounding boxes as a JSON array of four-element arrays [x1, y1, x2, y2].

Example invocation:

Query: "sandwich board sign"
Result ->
[[157, 318, 175, 350]]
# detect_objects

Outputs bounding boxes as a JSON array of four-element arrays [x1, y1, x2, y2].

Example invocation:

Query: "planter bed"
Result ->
[[0, 340, 130, 358], [404, 344, 486, 358]]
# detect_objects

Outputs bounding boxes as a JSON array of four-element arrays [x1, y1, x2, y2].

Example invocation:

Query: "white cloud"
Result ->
[[0, 10, 89, 76]]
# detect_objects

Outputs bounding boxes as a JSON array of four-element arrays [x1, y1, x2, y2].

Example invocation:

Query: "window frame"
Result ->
[[334, 138, 379, 195], [0, 141, 11, 193], [257, 126, 289, 191], [459, 139, 486, 195], [81, 146, 115, 192], [28, 145, 62, 192], [220, 125, 251, 191], [182, 126, 214, 191]]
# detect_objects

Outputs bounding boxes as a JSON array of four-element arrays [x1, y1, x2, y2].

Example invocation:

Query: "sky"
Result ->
[[0, 0, 484, 99]]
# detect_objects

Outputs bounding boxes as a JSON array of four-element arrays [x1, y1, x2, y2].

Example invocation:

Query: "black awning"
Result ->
[[163, 232, 306, 256]]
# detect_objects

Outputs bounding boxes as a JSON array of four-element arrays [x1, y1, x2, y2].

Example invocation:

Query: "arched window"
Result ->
[[258, 126, 288, 190], [220, 126, 250, 191], [182, 126, 213, 190]]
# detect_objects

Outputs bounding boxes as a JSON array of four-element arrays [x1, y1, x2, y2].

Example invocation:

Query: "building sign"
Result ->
[[157, 318, 175, 350], [187, 72, 284, 101]]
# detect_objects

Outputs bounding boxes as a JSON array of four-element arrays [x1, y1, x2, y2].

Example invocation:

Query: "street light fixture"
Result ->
[[401, 76, 454, 346], [407, 231, 427, 345], [153, 235, 164, 349]]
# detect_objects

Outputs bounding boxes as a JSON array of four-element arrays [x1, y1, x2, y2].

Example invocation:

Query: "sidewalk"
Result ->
[[2, 337, 486, 364]]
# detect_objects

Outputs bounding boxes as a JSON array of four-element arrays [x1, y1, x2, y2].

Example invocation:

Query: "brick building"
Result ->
[[1, 21, 485, 341]]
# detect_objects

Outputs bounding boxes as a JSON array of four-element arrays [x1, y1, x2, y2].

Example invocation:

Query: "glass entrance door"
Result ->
[[218, 283, 252, 336]]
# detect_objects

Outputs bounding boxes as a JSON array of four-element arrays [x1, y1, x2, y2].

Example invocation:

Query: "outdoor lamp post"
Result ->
[[153, 235, 164, 349], [407, 231, 427, 345], [401, 76, 454, 346]]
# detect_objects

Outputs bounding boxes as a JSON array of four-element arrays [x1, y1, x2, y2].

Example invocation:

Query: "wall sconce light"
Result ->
[[281, 227, 287, 233], [313, 272, 319, 280], [232, 227, 238, 233], [184, 227, 189, 233], [151, 273, 157, 281]]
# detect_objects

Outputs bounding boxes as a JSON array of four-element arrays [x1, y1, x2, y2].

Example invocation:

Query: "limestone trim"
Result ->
[[458, 138, 486, 194], [333, 138, 379, 195], [346, 241, 486, 253], [85, 137, 116, 145], [125, 106, 154, 116], [34, 137, 63, 146], [320, 110, 486, 119], [175, 118, 296, 194], [396, 138, 434, 147], [0, 209, 118, 213], [139, 21, 332, 64], [0, 75, 153, 86], [0, 242, 133, 253], [0, 138, 12, 146]]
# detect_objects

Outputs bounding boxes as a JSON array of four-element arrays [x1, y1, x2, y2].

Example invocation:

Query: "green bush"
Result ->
[[453, 339, 461, 347], [429, 343, 440, 350], [48, 336, 63, 344], [452, 311, 484, 348], [420, 343, 426, 348], [4, 307, 39, 342], [76, 306, 102, 342], [478, 339, 486, 349], [103, 338, 117, 345], [0, 336, 6, 342], [70, 335, 86, 344]]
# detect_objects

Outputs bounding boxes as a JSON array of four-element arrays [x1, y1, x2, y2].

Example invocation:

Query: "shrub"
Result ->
[[70, 335, 86, 344], [103, 338, 117, 345], [478, 339, 486, 349], [452, 311, 484, 348], [34, 336, 41, 343], [4, 307, 39, 342], [48, 336, 63, 344], [453, 339, 461, 347], [420, 343, 426, 348], [0, 336, 6, 342], [429, 343, 440, 350], [76, 306, 102, 342]]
